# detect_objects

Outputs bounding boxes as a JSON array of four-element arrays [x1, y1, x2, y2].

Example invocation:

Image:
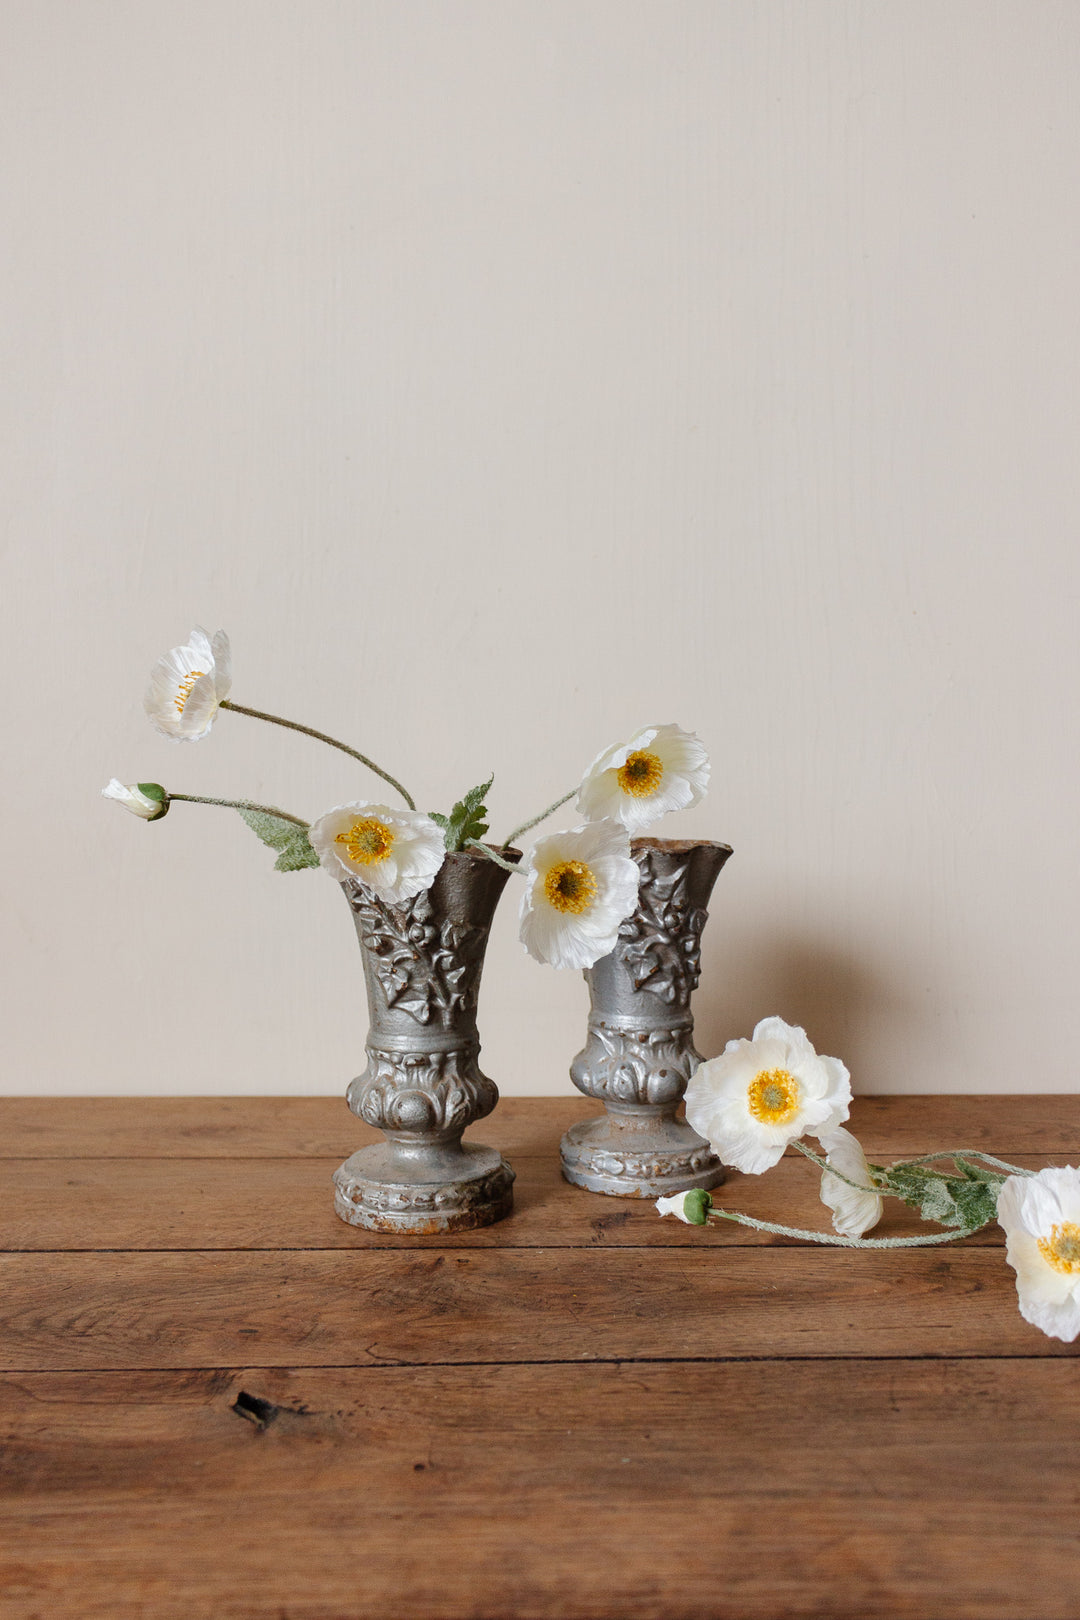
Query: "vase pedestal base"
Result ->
[[560, 1106, 725, 1199], [333, 1139, 514, 1234]]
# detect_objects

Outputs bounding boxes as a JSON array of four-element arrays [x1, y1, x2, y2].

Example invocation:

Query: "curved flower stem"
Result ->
[[891, 1148, 1033, 1177], [168, 793, 309, 829], [219, 700, 416, 811], [464, 839, 523, 876], [791, 1138, 1031, 1191], [706, 1207, 977, 1248], [501, 789, 577, 850], [790, 1138, 889, 1195]]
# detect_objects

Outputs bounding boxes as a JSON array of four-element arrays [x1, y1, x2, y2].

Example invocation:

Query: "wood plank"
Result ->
[[0, 1247, 1073, 1369], [2, 1092, 1078, 1158], [1, 1361, 1078, 1619], [5, 1151, 1069, 1251]]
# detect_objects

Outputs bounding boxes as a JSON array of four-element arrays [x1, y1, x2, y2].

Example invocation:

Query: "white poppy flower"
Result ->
[[684, 1016, 852, 1176], [996, 1166, 1080, 1343], [818, 1126, 883, 1238], [576, 723, 710, 833], [519, 820, 639, 970], [101, 779, 168, 820], [145, 626, 232, 742], [308, 801, 445, 904]]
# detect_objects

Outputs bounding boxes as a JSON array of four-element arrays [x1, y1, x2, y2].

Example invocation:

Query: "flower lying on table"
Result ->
[[659, 1015, 1079, 1343], [105, 625, 710, 968]]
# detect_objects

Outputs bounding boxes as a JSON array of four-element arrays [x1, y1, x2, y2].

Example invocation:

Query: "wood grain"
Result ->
[[2, 1361, 1078, 1620], [2, 1093, 1077, 1157], [0, 1246, 1072, 1370], [4, 1151, 1069, 1252], [3, 1096, 1077, 1619]]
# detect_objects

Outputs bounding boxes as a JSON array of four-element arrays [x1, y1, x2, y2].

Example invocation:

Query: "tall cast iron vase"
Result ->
[[561, 837, 732, 1197], [334, 849, 516, 1232]]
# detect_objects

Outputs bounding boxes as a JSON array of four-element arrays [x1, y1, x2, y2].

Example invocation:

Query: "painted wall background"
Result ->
[[3, 1, 1079, 1096]]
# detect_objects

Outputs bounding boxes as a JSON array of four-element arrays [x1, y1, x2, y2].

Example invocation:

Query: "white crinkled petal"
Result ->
[[752, 1016, 814, 1055], [818, 1126, 883, 1237], [173, 673, 221, 739], [656, 1192, 696, 1223], [1024, 1166, 1080, 1227], [816, 1053, 853, 1119], [187, 626, 214, 662], [101, 780, 159, 818], [210, 629, 232, 698]]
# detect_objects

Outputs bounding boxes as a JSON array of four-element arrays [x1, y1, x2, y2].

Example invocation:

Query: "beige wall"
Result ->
[[4, 1, 1079, 1096]]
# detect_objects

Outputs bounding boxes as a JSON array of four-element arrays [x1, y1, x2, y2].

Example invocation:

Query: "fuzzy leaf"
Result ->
[[884, 1163, 998, 1232], [237, 808, 319, 873], [272, 831, 320, 872], [431, 775, 494, 854]]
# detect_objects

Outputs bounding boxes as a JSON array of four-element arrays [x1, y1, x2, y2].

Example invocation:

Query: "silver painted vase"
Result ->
[[333, 849, 516, 1233], [560, 837, 733, 1198]]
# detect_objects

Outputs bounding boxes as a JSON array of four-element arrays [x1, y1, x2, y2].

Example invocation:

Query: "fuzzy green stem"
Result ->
[[706, 1207, 975, 1249], [888, 1148, 1033, 1177], [791, 1138, 890, 1195], [501, 789, 577, 850], [219, 700, 416, 810], [168, 793, 309, 829], [464, 839, 523, 875]]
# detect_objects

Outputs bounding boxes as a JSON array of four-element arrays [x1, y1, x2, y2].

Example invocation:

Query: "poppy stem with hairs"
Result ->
[[706, 1207, 979, 1248], [168, 793, 310, 829], [218, 700, 416, 811], [790, 1138, 890, 1195], [501, 788, 577, 850], [887, 1147, 1035, 1177], [464, 840, 523, 876]]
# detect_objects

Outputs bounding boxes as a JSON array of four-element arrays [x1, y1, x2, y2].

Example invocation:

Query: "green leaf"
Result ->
[[236, 808, 320, 873], [883, 1163, 999, 1233], [431, 775, 494, 854]]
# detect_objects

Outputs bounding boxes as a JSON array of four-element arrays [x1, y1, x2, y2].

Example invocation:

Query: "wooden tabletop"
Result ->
[[1, 1094, 1078, 1619]]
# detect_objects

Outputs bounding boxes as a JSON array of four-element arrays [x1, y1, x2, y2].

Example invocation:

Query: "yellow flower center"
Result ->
[[336, 817, 395, 865], [544, 859, 598, 915], [174, 670, 206, 714], [747, 1068, 801, 1125], [617, 749, 664, 797], [1037, 1221, 1080, 1274]]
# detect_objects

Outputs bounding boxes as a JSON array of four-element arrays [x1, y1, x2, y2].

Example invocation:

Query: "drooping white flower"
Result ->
[[996, 1166, 1080, 1343], [145, 627, 232, 742], [576, 723, 710, 833], [101, 780, 168, 820], [684, 1016, 852, 1176], [519, 820, 639, 970], [308, 801, 445, 904], [818, 1126, 883, 1238], [656, 1189, 712, 1225]]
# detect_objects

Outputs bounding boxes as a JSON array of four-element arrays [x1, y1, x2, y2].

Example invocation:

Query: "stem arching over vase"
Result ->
[[333, 848, 518, 1233], [561, 837, 732, 1198]]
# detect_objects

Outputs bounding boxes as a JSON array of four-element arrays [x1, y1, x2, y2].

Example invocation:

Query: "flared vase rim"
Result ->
[[631, 836, 733, 856]]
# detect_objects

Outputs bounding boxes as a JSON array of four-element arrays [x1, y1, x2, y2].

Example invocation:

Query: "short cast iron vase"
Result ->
[[560, 837, 733, 1198], [333, 848, 517, 1233]]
